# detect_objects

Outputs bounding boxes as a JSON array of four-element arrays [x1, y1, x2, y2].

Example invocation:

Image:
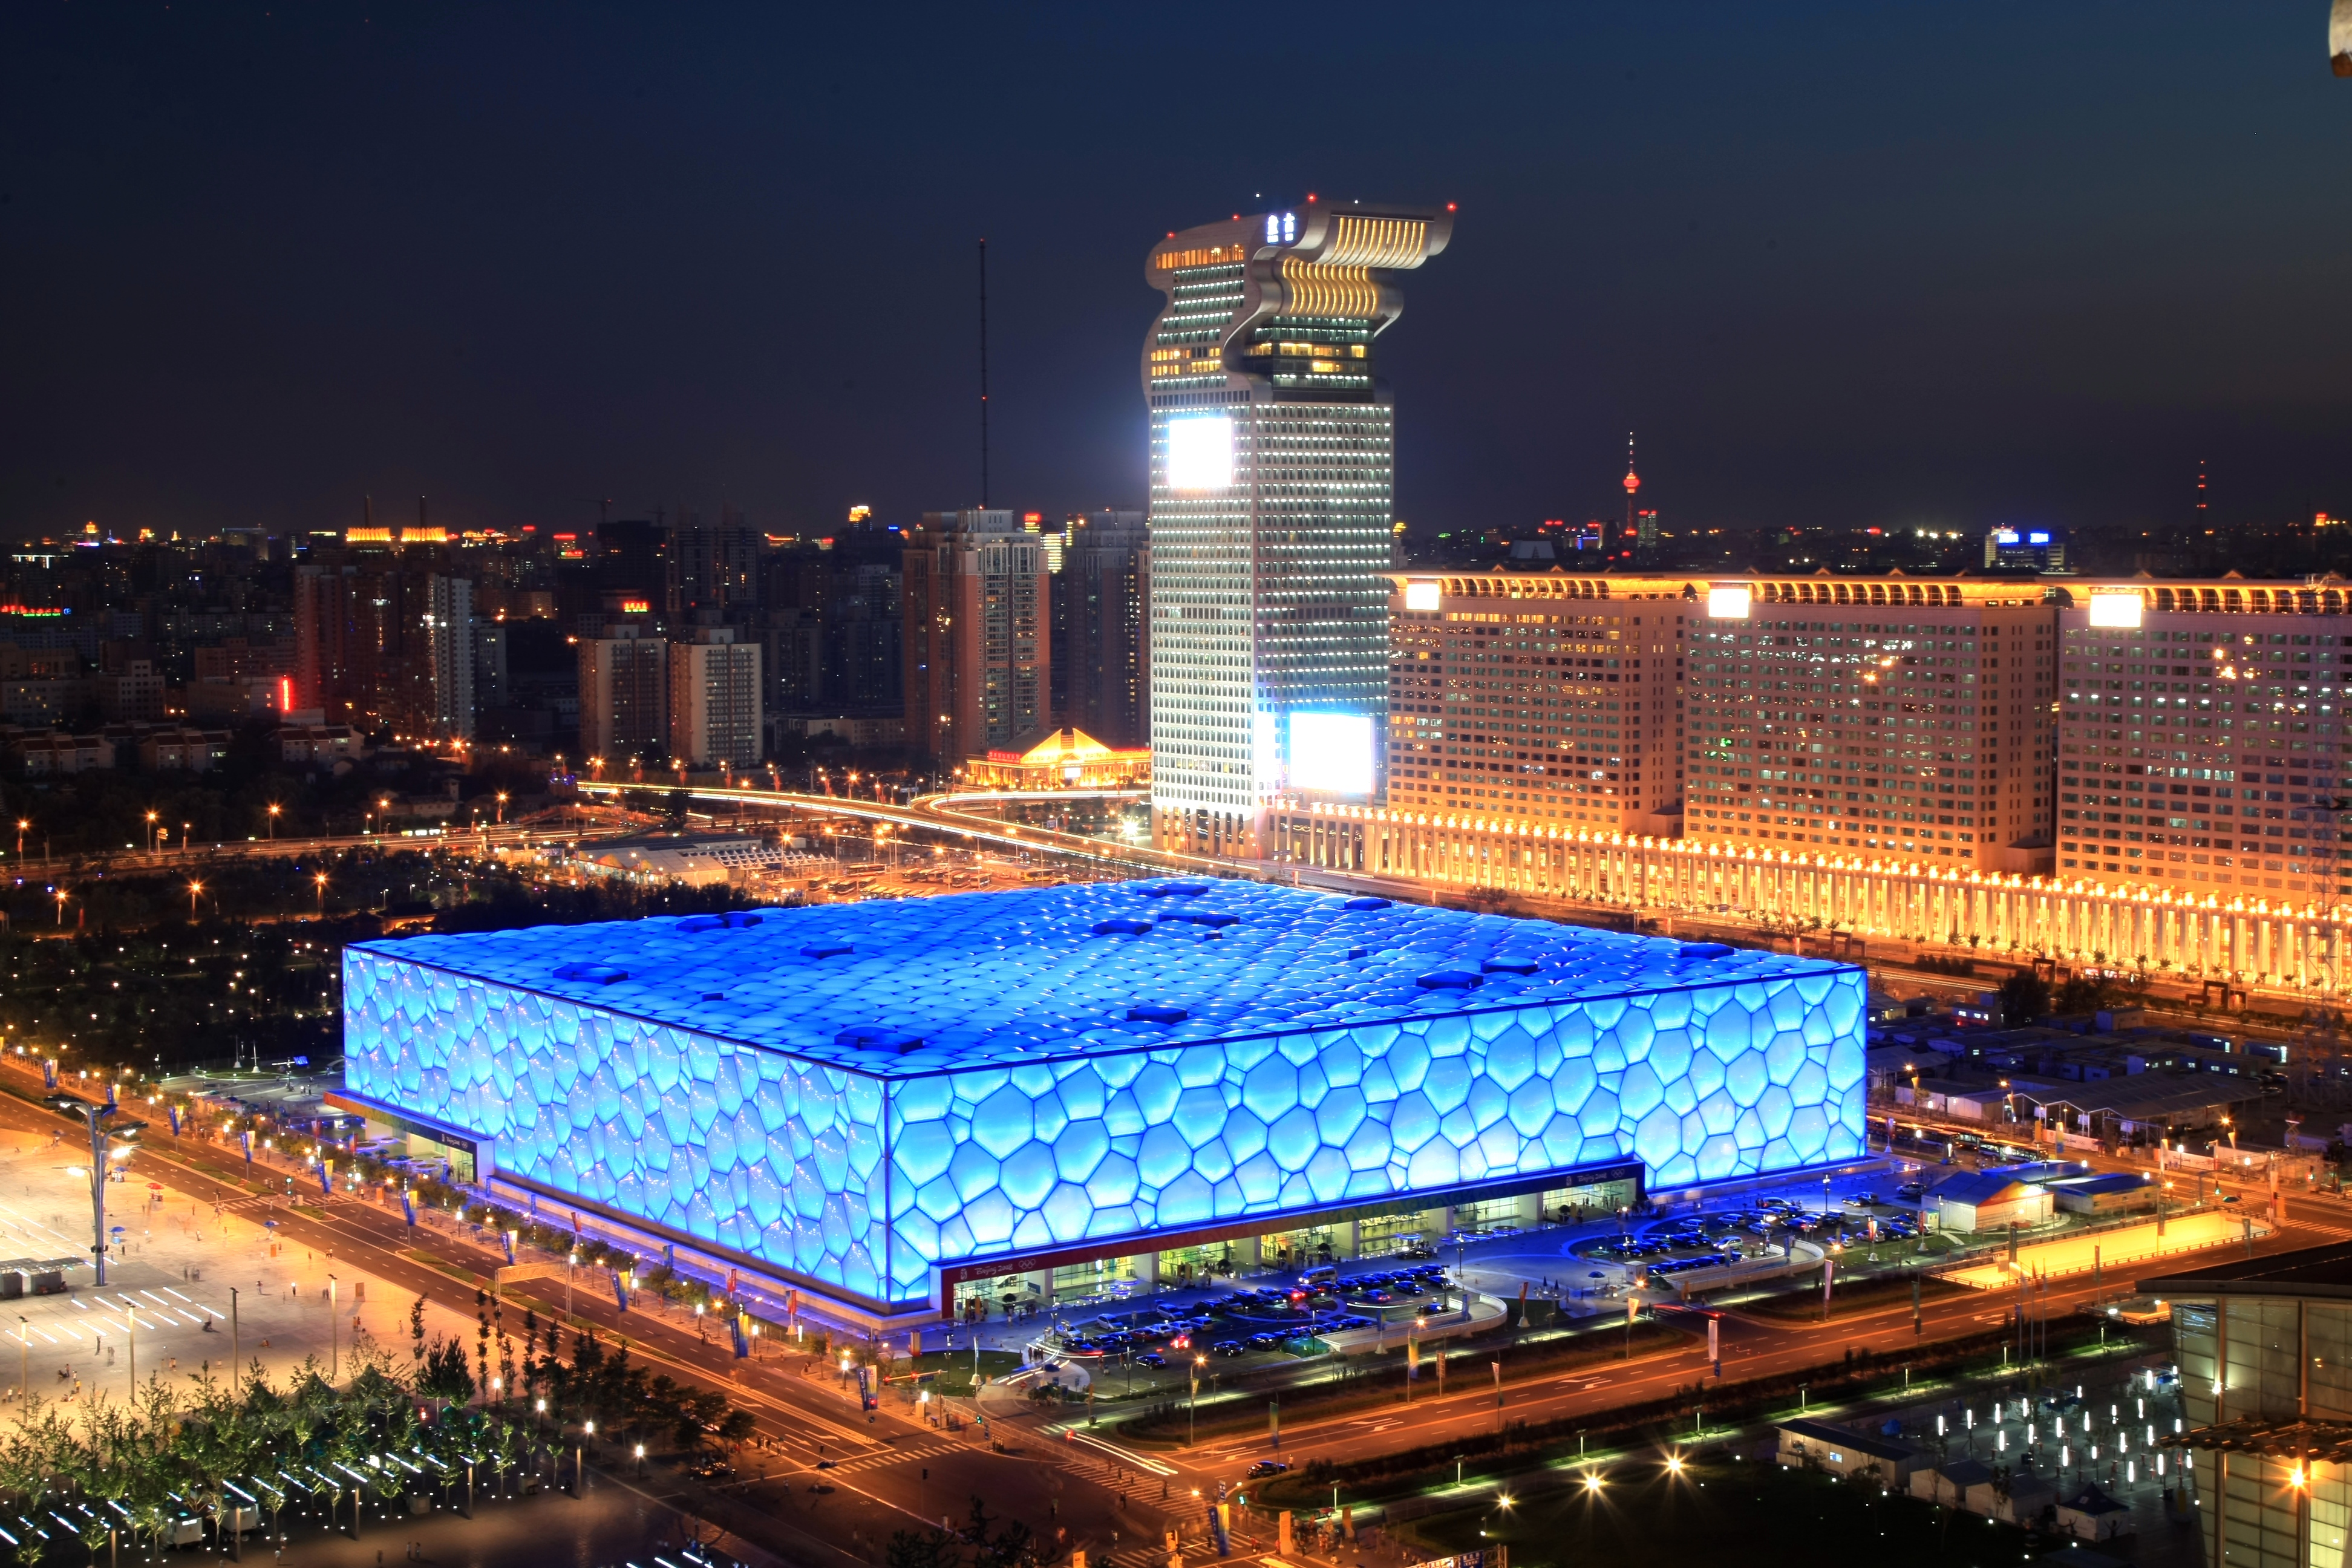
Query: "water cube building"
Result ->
[[338, 881, 1866, 1325]]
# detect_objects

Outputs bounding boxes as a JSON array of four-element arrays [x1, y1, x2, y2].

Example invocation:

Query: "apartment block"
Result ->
[[577, 624, 668, 764], [2054, 579, 2348, 901], [667, 626, 763, 769], [902, 511, 1050, 762], [1682, 576, 2056, 874]]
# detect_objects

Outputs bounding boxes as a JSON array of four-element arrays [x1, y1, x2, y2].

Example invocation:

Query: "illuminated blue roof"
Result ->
[[350, 879, 1840, 1076]]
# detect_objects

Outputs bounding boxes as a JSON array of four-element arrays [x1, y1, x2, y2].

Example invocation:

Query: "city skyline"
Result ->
[[6, 6, 2351, 544]]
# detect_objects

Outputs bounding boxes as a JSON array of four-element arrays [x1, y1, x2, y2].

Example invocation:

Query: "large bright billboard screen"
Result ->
[[1290, 711, 1374, 795], [1166, 415, 1233, 492]]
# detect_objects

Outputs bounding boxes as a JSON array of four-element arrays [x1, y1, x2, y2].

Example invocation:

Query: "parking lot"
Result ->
[[1031, 1261, 1462, 1387]]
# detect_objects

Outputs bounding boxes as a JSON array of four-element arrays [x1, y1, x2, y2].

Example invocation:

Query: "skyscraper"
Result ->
[[901, 510, 1050, 762], [424, 573, 475, 741], [1142, 200, 1453, 857], [1052, 510, 1150, 748], [577, 613, 668, 764], [667, 625, 762, 768]]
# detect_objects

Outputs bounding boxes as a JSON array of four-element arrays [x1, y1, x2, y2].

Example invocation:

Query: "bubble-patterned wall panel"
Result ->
[[342, 881, 1865, 1312]]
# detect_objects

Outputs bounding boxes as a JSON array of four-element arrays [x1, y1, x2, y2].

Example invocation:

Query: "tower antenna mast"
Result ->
[[978, 238, 990, 508]]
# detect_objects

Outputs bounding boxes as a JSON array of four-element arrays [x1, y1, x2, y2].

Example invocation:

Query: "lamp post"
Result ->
[[188, 880, 204, 921], [145, 811, 158, 854], [1190, 1354, 1205, 1445], [72, 1101, 116, 1285], [314, 873, 328, 918], [328, 1275, 339, 1380], [16, 820, 29, 860], [266, 803, 281, 842]]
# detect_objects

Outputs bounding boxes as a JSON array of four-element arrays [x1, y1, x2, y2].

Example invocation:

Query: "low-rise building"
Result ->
[[276, 724, 363, 767], [8, 732, 114, 775], [2044, 1172, 2158, 1215], [1964, 1468, 2058, 1526], [963, 726, 1150, 789], [1930, 1171, 2055, 1232], [1906, 1455, 1994, 1507], [1774, 1417, 1927, 1484], [137, 728, 231, 773], [2056, 1483, 2133, 1542]]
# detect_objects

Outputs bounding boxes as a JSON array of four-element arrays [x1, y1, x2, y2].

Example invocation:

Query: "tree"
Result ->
[[887, 1526, 962, 1568], [1998, 970, 2050, 1025], [2053, 972, 2120, 1016], [418, 1336, 477, 1403]]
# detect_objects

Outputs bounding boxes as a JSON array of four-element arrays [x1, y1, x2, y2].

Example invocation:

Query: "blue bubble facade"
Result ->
[[341, 881, 1866, 1315]]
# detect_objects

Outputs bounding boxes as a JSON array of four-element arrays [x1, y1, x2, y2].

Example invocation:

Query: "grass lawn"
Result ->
[[910, 1348, 1025, 1396], [1398, 1459, 2036, 1568]]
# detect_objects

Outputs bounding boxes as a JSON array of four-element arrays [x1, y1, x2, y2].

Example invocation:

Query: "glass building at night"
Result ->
[[338, 881, 1864, 1325], [1143, 201, 1453, 860]]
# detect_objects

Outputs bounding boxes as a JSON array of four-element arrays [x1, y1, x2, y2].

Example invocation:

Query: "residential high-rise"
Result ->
[[1142, 200, 1452, 857], [673, 507, 762, 613], [1681, 575, 2056, 873], [424, 574, 475, 740], [577, 619, 668, 764], [2052, 579, 2347, 902], [596, 518, 673, 614], [901, 510, 1050, 762], [293, 564, 360, 718], [667, 626, 763, 768], [1052, 510, 1150, 748]]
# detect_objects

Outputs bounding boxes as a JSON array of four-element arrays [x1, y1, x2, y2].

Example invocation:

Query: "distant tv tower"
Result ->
[[2195, 459, 2209, 523], [1622, 432, 1641, 554]]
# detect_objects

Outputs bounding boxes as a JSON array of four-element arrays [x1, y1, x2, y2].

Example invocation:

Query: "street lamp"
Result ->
[[266, 803, 281, 841], [53, 890, 67, 927], [144, 811, 158, 854], [313, 872, 328, 917], [188, 880, 204, 921], [15, 820, 28, 860], [495, 792, 508, 825]]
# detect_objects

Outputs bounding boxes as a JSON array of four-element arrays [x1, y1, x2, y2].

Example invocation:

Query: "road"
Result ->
[[1146, 1199, 2352, 1483], [0, 1073, 1178, 1568], [19, 1066, 2341, 1566]]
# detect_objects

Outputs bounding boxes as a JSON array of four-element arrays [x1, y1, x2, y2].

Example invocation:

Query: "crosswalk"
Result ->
[[808, 1440, 962, 1477]]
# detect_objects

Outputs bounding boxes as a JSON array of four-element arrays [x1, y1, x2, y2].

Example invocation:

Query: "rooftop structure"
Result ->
[[339, 881, 1864, 1321]]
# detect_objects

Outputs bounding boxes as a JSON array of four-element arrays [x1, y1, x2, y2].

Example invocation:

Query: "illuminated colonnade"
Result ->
[[1276, 803, 2347, 993]]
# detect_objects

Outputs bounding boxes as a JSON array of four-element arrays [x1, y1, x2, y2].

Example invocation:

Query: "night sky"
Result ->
[[5, 2, 2348, 544]]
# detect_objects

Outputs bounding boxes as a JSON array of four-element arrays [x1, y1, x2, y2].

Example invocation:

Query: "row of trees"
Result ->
[[0, 1292, 757, 1563]]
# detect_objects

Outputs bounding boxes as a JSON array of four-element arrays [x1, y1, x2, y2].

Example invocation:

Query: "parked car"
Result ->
[[1247, 1332, 1285, 1349], [1212, 1339, 1246, 1357]]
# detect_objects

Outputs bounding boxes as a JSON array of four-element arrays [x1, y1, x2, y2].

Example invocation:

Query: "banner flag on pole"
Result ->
[[401, 1192, 416, 1227], [611, 1272, 629, 1313]]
